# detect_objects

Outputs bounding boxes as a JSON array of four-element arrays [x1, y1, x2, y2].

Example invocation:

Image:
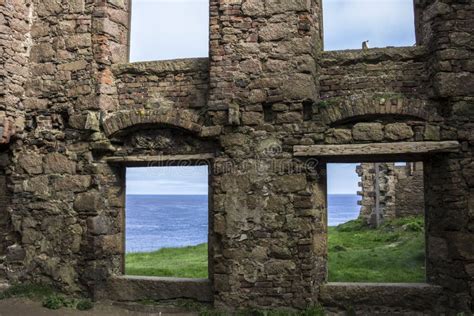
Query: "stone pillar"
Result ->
[[208, 0, 324, 308], [91, 0, 130, 112], [419, 0, 474, 311]]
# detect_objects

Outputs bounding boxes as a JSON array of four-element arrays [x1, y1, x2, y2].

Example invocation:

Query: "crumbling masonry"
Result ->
[[357, 162, 424, 226], [0, 0, 473, 313]]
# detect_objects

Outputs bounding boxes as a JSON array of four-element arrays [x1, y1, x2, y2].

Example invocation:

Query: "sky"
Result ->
[[127, 166, 209, 195], [128, 0, 415, 195]]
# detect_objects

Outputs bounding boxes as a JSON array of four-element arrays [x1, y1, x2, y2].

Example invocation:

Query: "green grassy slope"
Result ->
[[125, 243, 208, 279], [125, 217, 425, 283], [328, 217, 426, 283]]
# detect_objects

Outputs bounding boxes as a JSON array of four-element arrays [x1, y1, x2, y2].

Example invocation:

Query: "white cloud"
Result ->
[[126, 166, 209, 195]]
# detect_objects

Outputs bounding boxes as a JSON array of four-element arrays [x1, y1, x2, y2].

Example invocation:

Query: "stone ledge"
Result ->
[[105, 154, 214, 165], [112, 58, 209, 76], [294, 141, 460, 160], [319, 282, 445, 311], [95, 276, 212, 302], [320, 46, 428, 67]]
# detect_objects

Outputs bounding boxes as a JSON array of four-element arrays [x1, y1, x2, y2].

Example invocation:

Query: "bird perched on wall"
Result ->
[[362, 40, 370, 50]]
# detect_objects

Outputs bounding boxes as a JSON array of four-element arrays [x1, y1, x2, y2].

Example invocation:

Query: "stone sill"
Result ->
[[112, 58, 209, 76], [320, 282, 445, 310], [95, 275, 212, 302], [320, 46, 428, 66]]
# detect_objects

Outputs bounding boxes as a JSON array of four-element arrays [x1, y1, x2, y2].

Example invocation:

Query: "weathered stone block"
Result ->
[[294, 195, 313, 209], [242, 0, 265, 16], [87, 215, 113, 236], [424, 125, 441, 141], [273, 174, 307, 192], [96, 234, 122, 255], [385, 123, 414, 141], [265, 0, 311, 14], [65, 34, 92, 50], [433, 72, 474, 97], [52, 175, 92, 192], [43, 153, 76, 175], [18, 153, 43, 175], [282, 74, 317, 100], [353, 123, 384, 141], [30, 43, 55, 62], [23, 176, 50, 196], [6, 244, 26, 262], [200, 126, 222, 138], [259, 23, 292, 42], [74, 191, 102, 214], [69, 112, 100, 131], [242, 112, 264, 126], [325, 129, 352, 144], [36, 0, 62, 16]]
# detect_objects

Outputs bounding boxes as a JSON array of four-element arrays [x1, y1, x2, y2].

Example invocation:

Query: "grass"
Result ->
[[125, 217, 425, 284], [199, 305, 325, 316], [126, 243, 208, 278], [0, 283, 93, 311], [0, 283, 56, 300], [328, 216, 426, 283]]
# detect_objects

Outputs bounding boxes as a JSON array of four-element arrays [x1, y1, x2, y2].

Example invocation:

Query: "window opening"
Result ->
[[322, 0, 416, 51], [327, 162, 426, 283], [130, 0, 209, 62], [125, 165, 209, 279]]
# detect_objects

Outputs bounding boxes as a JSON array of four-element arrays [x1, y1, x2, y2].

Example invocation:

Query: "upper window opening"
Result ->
[[322, 0, 416, 51], [130, 0, 209, 62]]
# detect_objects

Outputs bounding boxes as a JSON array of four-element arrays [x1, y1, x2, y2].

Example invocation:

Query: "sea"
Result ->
[[126, 194, 360, 253]]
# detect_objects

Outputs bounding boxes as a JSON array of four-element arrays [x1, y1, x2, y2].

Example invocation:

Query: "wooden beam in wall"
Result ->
[[294, 141, 460, 159]]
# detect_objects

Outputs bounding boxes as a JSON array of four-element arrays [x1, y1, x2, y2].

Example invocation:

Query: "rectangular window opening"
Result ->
[[130, 0, 210, 62], [322, 0, 417, 51], [125, 165, 209, 279], [327, 161, 426, 283]]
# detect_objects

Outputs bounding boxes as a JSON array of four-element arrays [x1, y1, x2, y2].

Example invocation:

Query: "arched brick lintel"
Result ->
[[103, 110, 202, 137], [320, 98, 442, 126]]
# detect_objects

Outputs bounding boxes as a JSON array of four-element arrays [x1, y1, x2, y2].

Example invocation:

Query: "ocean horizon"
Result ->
[[126, 194, 360, 253]]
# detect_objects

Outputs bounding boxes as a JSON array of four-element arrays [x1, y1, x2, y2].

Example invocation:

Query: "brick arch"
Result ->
[[319, 98, 441, 126], [102, 110, 203, 137]]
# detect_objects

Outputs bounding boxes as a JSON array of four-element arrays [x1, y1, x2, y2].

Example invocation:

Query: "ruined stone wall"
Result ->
[[357, 162, 424, 226], [112, 59, 209, 112], [206, 0, 325, 309], [0, 0, 472, 313], [320, 48, 429, 100], [394, 162, 425, 218], [0, 0, 30, 144]]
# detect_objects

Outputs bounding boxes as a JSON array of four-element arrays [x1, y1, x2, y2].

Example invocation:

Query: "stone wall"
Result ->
[[0, 0, 30, 144], [112, 59, 209, 112], [357, 162, 424, 226], [0, 0, 472, 313]]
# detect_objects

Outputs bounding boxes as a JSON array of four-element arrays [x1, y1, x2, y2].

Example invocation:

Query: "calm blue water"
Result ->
[[126, 195, 208, 253], [328, 194, 361, 226], [126, 194, 360, 253]]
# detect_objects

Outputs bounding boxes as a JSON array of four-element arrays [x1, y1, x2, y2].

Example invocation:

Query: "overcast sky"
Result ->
[[127, 0, 415, 195], [127, 166, 209, 195]]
